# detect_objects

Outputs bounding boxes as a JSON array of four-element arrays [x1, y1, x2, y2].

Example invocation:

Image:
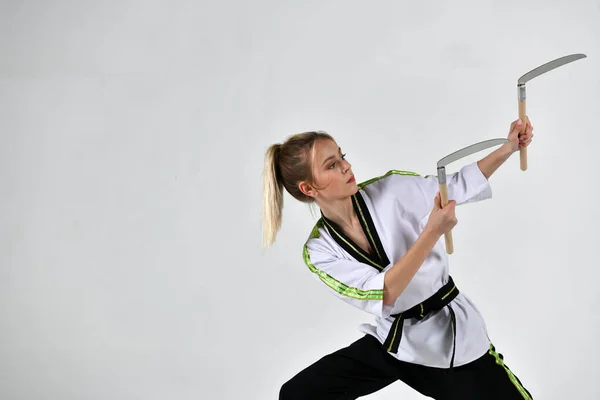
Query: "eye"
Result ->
[[328, 154, 347, 169]]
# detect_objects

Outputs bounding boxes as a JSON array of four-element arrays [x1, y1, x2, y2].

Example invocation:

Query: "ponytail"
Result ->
[[261, 130, 335, 250], [262, 144, 284, 249]]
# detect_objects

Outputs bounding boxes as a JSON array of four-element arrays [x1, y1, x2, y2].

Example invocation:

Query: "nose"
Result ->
[[343, 160, 351, 173]]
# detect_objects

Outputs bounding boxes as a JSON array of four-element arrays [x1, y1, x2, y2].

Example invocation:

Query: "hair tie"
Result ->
[[273, 144, 283, 180], [274, 144, 282, 162]]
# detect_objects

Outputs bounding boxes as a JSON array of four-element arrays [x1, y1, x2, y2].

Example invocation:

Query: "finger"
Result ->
[[520, 139, 532, 147], [510, 119, 522, 132], [522, 131, 534, 140], [513, 119, 524, 133]]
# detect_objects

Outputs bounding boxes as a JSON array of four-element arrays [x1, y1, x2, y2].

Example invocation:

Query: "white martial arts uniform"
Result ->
[[303, 161, 493, 368]]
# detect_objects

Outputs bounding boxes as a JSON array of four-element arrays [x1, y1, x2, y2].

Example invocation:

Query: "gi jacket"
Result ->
[[303, 161, 493, 368]]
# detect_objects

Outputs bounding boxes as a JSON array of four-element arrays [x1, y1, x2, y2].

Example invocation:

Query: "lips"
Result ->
[[347, 175, 355, 183]]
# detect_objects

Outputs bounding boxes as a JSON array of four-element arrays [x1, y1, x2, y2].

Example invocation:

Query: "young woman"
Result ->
[[262, 119, 534, 399]]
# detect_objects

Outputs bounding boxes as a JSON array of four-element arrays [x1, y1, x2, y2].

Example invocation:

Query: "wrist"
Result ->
[[501, 142, 516, 155], [422, 225, 441, 240]]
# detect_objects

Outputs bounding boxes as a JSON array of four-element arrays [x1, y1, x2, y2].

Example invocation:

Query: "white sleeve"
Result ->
[[303, 242, 394, 318], [413, 161, 492, 216]]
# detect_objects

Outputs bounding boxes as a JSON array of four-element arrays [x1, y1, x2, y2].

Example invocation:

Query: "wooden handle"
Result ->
[[519, 99, 528, 171], [439, 183, 454, 254]]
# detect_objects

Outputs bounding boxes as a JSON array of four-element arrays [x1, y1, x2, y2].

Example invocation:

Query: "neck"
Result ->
[[318, 196, 359, 231]]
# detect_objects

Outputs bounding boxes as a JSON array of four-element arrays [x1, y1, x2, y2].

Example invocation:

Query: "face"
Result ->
[[299, 139, 358, 201]]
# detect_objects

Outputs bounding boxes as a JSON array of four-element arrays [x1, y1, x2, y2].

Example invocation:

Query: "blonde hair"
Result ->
[[261, 131, 335, 249]]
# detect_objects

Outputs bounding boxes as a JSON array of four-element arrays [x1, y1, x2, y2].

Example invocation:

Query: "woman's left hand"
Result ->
[[506, 118, 534, 153]]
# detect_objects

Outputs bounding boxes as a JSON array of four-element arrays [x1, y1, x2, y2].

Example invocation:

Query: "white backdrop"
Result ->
[[1, 0, 599, 399]]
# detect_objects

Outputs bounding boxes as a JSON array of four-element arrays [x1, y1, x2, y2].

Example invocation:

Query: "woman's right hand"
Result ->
[[425, 192, 458, 237]]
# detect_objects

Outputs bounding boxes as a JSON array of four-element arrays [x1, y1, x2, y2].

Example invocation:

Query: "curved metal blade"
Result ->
[[518, 53, 587, 84], [437, 138, 509, 168]]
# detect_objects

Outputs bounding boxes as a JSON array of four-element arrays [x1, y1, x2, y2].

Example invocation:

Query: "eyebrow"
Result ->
[[321, 147, 342, 166]]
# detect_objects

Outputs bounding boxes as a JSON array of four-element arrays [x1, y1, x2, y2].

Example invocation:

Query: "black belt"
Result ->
[[383, 276, 459, 369]]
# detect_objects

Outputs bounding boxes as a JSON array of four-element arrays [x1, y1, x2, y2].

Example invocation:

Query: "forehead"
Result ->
[[313, 139, 339, 158]]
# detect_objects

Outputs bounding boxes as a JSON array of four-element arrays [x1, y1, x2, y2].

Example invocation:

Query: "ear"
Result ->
[[298, 181, 318, 198]]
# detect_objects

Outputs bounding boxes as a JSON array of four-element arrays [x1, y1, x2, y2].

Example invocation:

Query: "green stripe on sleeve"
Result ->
[[357, 169, 421, 189], [302, 220, 384, 301]]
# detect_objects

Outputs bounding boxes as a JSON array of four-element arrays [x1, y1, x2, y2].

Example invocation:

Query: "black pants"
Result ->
[[279, 334, 533, 400]]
